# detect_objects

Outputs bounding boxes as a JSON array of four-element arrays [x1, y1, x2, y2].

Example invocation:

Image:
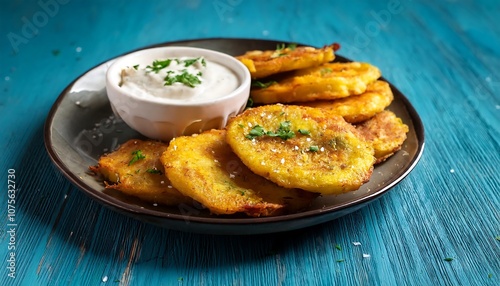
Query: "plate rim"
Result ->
[[44, 37, 425, 229]]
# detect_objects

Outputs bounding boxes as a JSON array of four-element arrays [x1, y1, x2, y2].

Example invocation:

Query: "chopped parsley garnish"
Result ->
[[298, 129, 310, 135], [164, 70, 202, 87], [142, 58, 205, 87], [245, 97, 254, 109], [309, 146, 319, 152], [267, 121, 295, 140], [183, 57, 205, 67], [276, 43, 297, 50], [128, 150, 146, 166], [336, 259, 345, 262], [146, 168, 162, 174], [496, 235, 500, 241], [133, 64, 139, 70], [252, 80, 277, 88], [271, 43, 292, 58], [245, 121, 295, 140], [444, 257, 454, 262], [146, 59, 172, 73], [271, 43, 297, 58], [246, 125, 266, 139], [335, 244, 342, 251], [320, 67, 332, 76]]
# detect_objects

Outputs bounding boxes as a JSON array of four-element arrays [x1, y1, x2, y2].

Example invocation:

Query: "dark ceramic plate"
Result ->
[[44, 38, 424, 235]]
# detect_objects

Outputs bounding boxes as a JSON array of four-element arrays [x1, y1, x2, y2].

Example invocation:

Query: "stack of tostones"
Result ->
[[235, 43, 408, 164], [91, 42, 409, 217]]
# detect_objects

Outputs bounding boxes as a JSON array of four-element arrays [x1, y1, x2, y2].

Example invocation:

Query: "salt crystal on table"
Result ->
[[353, 242, 361, 246], [363, 253, 371, 258]]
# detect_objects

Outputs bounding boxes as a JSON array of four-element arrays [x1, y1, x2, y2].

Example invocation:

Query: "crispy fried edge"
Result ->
[[356, 110, 409, 164], [89, 139, 190, 206], [237, 44, 336, 79], [250, 62, 381, 104], [300, 80, 394, 123]]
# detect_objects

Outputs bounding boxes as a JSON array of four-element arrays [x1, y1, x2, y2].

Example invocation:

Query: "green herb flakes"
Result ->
[[143, 58, 205, 87], [252, 80, 277, 88], [164, 70, 202, 88], [146, 59, 172, 73], [276, 43, 286, 51], [245, 121, 295, 140], [271, 43, 288, 58], [183, 57, 203, 67], [336, 259, 345, 262], [335, 244, 342, 251], [309, 146, 319, 152], [246, 125, 266, 139], [128, 150, 146, 166], [444, 257, 454, 262], [298, 129, 310, 135], [287, 43, 297, 50], [245, 97, 254, 109], [146, 168, 162, 174], [267, 121, 295, 140], [320, 67, 333, 76]]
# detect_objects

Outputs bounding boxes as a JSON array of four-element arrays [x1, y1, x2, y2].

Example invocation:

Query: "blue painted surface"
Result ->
[[1, 0, 499, 285]]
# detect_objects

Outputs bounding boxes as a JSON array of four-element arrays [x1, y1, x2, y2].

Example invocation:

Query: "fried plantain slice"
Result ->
[[236, 44, 336, 79], [356, 110, 409, 164], [90, 139, 191, 206], [250, 62, 381, 104], [299, 80, 394, 123], [161, 129, 317, 216], [226, 104, 375, 195]]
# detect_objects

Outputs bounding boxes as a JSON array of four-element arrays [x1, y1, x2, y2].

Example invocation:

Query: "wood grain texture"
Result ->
[[1, 0, 499, 285]]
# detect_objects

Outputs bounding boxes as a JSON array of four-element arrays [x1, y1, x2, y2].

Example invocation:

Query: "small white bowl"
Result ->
[[106, 46, 251, 141]]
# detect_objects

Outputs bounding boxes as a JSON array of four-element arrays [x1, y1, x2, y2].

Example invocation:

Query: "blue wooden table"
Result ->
[[1, 0, 499, 285]]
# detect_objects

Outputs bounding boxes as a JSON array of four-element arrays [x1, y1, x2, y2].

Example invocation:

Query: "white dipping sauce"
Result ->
[[120, 57, 239, 101]]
